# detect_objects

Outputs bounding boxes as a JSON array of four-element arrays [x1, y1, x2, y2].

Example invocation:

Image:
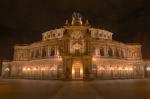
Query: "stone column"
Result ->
[[46, 46, 48, 57], [112, 48, 115, 58], [40, 48, 42, 58], [124, 48, 127, 59], [48, 47, 50, 57]]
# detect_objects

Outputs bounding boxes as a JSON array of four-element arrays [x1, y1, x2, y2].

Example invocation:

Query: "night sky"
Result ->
[[0, 0, 150, 60]]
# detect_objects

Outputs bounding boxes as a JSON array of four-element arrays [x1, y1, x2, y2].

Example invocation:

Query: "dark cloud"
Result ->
[[0, 0, 150, 59]]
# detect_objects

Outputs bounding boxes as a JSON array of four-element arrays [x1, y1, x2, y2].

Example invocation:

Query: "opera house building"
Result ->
[[1, 13, 150, 80]]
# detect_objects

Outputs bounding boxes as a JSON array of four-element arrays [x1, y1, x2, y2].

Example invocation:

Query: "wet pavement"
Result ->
[[0, 79, 150, 99]]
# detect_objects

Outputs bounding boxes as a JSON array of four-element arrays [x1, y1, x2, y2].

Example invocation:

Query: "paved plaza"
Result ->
[[0, 79, 150, 99]]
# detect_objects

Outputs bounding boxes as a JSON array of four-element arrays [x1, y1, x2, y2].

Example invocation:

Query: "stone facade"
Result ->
[[1, 13, 150, 80]]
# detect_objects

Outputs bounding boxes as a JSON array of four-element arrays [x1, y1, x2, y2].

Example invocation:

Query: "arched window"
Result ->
[[100, 48, 105, 56], [75, 49, 80, 56], [60, 48, 63, 56], [42, 48, 47, 57], [35, 49, 40, 58], [91, 47, 96, 55], [99, 33, 102, 37], [121, 50, 124, 58], [115, 49, 120, 57], [72, 43, 81, 55], [52, 33, 55, 37], [50, 48, 55, 56], [108, 48, 113, 57], [57, 33, 61, 37], [95, 32, 99, 38], [31, 51, 34, 58], [48, 34, 50, 38]]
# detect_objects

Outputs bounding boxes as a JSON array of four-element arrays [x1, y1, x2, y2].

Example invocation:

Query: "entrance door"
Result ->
[[72, 61, 83, 80], [75, 68, 80, 79]]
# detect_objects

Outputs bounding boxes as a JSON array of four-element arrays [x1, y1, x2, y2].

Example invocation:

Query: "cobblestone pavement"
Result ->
[[0, 79, 150, 99]]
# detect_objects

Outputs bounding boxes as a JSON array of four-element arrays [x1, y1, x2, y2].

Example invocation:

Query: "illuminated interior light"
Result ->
[[58, 57, 62, 61], [129, 67, 133, 71], [118, 67, 123, 71], [125, 67, 128, 70], [41, 68, 45, 71], [98, 67, 102, 70], [5, 68, 10, 72], [110, 67, 114, 70], [92, 57, 97, 61], [80, 69, 83, 74], [72, 69, 75, 74], [23, 68, 26, 71], [27, 68, 30, 71], [102, 67, 105, 70], [33, 67, 37, 71], [146, 67, 150, 71], [50, 67, 56, 71]]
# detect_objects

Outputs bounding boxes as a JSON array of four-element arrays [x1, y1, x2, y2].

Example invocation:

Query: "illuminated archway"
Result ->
[[72, 61, 83, 80]]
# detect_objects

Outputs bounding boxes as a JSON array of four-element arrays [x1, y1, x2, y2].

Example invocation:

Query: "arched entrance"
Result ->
[[72, 61, 83, 80]]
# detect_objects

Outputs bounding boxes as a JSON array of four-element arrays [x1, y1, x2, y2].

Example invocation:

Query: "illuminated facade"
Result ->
[[1, 13, 150, 80]]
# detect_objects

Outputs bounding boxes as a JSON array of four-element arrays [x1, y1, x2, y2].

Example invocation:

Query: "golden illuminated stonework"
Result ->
[[1, 13, 150, 80]]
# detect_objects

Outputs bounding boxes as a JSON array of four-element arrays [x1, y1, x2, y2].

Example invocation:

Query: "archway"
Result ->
[[72, 61, 83, 80]]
